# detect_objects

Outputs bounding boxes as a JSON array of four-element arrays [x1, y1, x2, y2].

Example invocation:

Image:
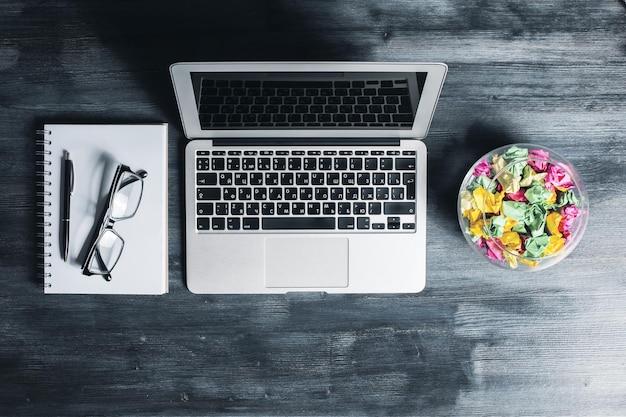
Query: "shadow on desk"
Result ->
[[428, 121, 514, 231], [73, 0, 370, 123]]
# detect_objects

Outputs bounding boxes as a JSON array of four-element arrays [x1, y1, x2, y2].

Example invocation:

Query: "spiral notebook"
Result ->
[[37, 124, 168, 294]]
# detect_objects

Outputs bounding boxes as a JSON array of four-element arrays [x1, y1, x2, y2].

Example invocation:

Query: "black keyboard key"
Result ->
[[388, 172, 401, 185], [365, 158, 378, 170], [361, 187, 375, 200], [262, 202, 275, 215], [265, 172, 279, 185], [353, 202, 367, 215], [296, 173, 310, 185], [387, 217, 401, 229], [215, 203, 228, 215], [346, 187, 359, 200], [212, 218, 225, 230], [338, 217, 355, 230], [292, 202, 306, 215], [307, 202, 321, 215], [242, 158, 255, 170], [330, 188, 344, 200], [338, 202, 351, 215], [197, 203, 213, 215], [258, 158, 271, 170], [280, 172, 294, 185], [395, 158, 416, 170], [284, 187, 298, 200], [197, 218, 210, 230], [268, 188, 282, 200], [212, 158, 225, 170], [315, 187, 329, 200], [254, 188, 267, 200], [219, 172, 233, 185], [327, 173, 340, 185], [262, 217, 335, 230], [231, 203, 245, 215], [319, 158, 333, 170], [288, 158, 302, 170], [380, 158, 393, 170], [227, 218, 241, 230], [379, 87, 410, 96], [378, 114, 391, 123], [384, 202, 415, 214], [197, 188, 221, 201], [373, 173, 385, 185], [369, 202, 382, 215], [357, 172, 370, 185], [273, 157, 286, 170], [303, 158, 317, 170], [197, 172, 217, 185], [350, 158, 363, 170], [200, 96, 224, 105], [263, 81, 333, 89], [333, 114, 347, 123], [249, 173, 263, 185], [223, 188, 237, 200], [277, 203, 290, 215], [197, 157, 210, 170], [342, 172, 355, 185], [323, 202, 336, 215], [199, 105, 220, 115], [376, 187, 389, 200], [243, 218, 260, 230], [246, 203, 260, 215], [393, 114, 414, 123], [300, 187, 313, 200], [391, 187, 405, 200], [288, 114, 302, 123], [404, 173, 416, 199]]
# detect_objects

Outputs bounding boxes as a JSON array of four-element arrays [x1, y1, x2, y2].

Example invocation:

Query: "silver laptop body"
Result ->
[[170, 62, 447, 294]]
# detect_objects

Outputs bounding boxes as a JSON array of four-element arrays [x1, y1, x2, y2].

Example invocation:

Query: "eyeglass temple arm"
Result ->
[[118, 169, 147, 189]]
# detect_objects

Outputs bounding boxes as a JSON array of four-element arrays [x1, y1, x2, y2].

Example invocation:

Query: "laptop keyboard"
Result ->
[[195, 148, 418, 233], [198, 78, 414, 129]]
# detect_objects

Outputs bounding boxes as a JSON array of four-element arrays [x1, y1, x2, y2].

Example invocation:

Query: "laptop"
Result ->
[[170, 62, 447, 294]]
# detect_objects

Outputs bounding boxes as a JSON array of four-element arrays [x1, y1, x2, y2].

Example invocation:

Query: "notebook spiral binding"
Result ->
[[36, 129, 53, 288]]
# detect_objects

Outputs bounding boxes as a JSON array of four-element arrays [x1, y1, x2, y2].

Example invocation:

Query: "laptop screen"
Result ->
[[190, 71, 426, 131], [171, 62, 447, 139]]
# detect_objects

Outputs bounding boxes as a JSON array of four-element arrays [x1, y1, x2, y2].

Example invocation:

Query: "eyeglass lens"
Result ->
[[86, 169, 144, 277], [88, 229, 124, 275], [110, 171, 144, 220]]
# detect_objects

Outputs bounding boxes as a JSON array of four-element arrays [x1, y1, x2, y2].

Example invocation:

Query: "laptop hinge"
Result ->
[[210, 138, 402, 147]]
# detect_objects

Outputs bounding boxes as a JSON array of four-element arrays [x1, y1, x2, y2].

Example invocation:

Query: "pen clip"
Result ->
[[65, 151, 74, 195], [68, 159, 75, 195]]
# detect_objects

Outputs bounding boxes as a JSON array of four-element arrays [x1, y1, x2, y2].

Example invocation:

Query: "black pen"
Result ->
[[62, 151, 74, 262]]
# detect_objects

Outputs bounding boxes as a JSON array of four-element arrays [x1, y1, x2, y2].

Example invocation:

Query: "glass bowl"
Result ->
[[457, 144, 588, 271]]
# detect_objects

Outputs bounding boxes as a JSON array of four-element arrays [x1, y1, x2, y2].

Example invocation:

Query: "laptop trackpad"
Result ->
[[264, 237, 349, 288]]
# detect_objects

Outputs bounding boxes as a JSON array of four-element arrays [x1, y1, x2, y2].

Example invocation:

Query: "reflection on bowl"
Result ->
[[457, 144, 588, 271]]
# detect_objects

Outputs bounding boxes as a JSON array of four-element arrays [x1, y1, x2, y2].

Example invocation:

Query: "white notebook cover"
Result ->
[[38, 124, 168, 294]]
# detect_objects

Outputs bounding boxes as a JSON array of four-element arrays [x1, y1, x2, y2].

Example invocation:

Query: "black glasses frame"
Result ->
[[82, 164, 147, 281]]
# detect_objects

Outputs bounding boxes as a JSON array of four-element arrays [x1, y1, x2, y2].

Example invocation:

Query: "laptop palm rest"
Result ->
[[264, 238, 349, 288]]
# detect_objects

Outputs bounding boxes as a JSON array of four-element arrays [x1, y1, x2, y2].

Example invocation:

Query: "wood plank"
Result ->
[[1, 0, 625, 415]]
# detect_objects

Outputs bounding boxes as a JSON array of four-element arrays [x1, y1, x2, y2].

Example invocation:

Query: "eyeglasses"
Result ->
[[82, 164, 147, 281]]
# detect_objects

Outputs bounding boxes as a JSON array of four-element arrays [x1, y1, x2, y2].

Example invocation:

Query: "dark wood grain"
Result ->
[[1, 1, 625, 415]]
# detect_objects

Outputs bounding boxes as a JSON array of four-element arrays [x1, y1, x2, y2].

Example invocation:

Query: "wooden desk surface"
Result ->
[[1, 1, 625, 415]]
